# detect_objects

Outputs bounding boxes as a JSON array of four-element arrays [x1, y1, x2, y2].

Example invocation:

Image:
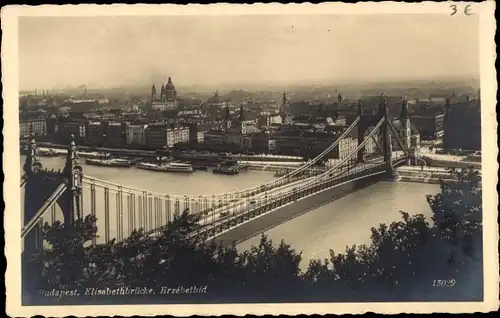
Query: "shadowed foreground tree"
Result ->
[[427, 168, 482, 264], [26, 168, 482, 304], [303, 168, 483, 301]]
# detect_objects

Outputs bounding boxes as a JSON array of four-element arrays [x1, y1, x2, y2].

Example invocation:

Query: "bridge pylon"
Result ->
[[400, 99, 412, 166], [382, 101, 399, 181], [357, 94, 400, 180], [22, 135, 83, 254]]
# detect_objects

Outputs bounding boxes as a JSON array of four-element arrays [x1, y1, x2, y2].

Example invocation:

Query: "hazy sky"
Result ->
[[18, 15, 479, 90]]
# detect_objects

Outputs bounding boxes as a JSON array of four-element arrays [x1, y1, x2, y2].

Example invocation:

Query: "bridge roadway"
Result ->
[[148, 159, 388, 238], [199, 161, 394, 245]]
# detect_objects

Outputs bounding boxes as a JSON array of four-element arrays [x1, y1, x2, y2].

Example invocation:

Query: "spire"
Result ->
[[23, 133, 42, 175], [151, 84, 157, 100], [400, 99, 409, 120], [334, 94, 341, 119], [378, 93, 385, 110], [215, 90, 219, 97], [63, 134, 80, 177], [167, 76, 172, 84], [282, 91, 287, 106], [378, 93, 388, 117], [239, 102, 245, 121], [357, 99, 364, 116], [225, 101, 230, 120]]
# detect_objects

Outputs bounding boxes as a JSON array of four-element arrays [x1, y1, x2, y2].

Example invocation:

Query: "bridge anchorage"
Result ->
[[20, 95, 419, 251]]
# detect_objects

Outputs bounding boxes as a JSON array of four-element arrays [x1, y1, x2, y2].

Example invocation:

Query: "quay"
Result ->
[[20, 141, 306, 166], [396, 165, 480, 184]]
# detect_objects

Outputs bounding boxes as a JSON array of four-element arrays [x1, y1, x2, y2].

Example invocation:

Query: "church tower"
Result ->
[[160, 83, 165, 101], [224, 101, 230, 134], [280, 91, 288, 123], [239, 102, 247, 135], [400, 99, 411, 158], [239, 102, 245, 121], [335, 93, 342, 119], [151, 84, 157, 101]]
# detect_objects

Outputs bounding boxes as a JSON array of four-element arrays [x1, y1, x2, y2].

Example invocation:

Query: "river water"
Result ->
[[20, 156, 439, 269], [237, 181, 439, 269]]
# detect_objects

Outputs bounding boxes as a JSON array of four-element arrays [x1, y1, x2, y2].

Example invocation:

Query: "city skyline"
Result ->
[[19, 14, 479, 91]]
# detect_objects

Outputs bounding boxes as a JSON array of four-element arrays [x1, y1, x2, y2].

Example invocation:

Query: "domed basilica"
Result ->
[[150, 76, 178, 111]]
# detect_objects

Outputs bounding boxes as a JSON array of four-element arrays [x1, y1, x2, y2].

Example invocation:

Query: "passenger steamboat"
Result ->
[[165, 162, 194, 173], [85, 158, 132, 168], [38, 148, 59, 157], [136, 162, 194, 173]]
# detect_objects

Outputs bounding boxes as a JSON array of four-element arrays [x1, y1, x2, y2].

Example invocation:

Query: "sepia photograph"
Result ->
[[2, 2, 498, 316]]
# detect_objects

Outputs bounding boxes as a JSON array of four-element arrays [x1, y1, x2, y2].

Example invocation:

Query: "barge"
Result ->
[[213, 162, 240, 175]]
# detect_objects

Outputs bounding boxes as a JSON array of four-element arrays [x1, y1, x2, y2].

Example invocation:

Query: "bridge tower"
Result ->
[[356, 99, 365, 163], [400, 99, 412, 165], [357, 94, 386, 163], [357, 94, 399, 179], [381, 97, 398, 179], [22, 135, 83, 254]]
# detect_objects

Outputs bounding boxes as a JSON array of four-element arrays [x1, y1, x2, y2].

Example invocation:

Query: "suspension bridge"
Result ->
[[20, 95, 420, 253]]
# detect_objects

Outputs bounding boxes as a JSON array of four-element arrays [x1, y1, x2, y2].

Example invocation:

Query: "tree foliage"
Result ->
[[25, 168, 482, 304]]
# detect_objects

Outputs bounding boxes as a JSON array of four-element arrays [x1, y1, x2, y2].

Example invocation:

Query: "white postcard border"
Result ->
[[2, 2, 498, 316]]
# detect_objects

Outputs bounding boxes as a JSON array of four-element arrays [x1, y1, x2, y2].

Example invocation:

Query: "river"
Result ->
[[237, 181, 439, 269], [20, 155, 440, 269]]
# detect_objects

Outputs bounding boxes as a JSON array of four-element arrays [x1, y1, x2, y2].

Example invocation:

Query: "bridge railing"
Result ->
[[190, 163, 389, 241], [191, 117, 387, 221], [153, 118, 390, 239], [170, 117, 387, 238]]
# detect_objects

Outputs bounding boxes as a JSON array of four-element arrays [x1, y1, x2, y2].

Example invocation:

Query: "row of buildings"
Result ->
[[20, 117, 201, 149], [19, 91, 482, 156]]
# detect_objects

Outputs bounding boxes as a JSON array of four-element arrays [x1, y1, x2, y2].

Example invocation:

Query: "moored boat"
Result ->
[[136, 162, 168, 172], [79, 151, 111, 159], [185, 161, 208, 171], [85, 158, 132, 168], [135, 162, 194, 173], [165, 162, 194, 173], [38, 148, 58, 157], [213, 162, 239, 175], [193, 165, 209, 171]]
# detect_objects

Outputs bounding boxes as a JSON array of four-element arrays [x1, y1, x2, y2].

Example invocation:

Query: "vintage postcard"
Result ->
[[3, 2, 498, 316]]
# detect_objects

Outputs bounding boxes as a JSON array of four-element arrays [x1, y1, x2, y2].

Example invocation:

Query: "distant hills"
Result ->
[[20, 76, 479, 98]]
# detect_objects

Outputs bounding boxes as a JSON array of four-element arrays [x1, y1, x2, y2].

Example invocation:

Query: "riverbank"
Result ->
[[20, 141, 305, 164], [397, 166, 455, 184], [423, 155, 481, 169]]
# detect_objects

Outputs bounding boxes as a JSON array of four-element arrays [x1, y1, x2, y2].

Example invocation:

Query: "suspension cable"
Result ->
[[219, 117, 387, 213], [388, 120, 409, 155], [21, 183, 67, 239]]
